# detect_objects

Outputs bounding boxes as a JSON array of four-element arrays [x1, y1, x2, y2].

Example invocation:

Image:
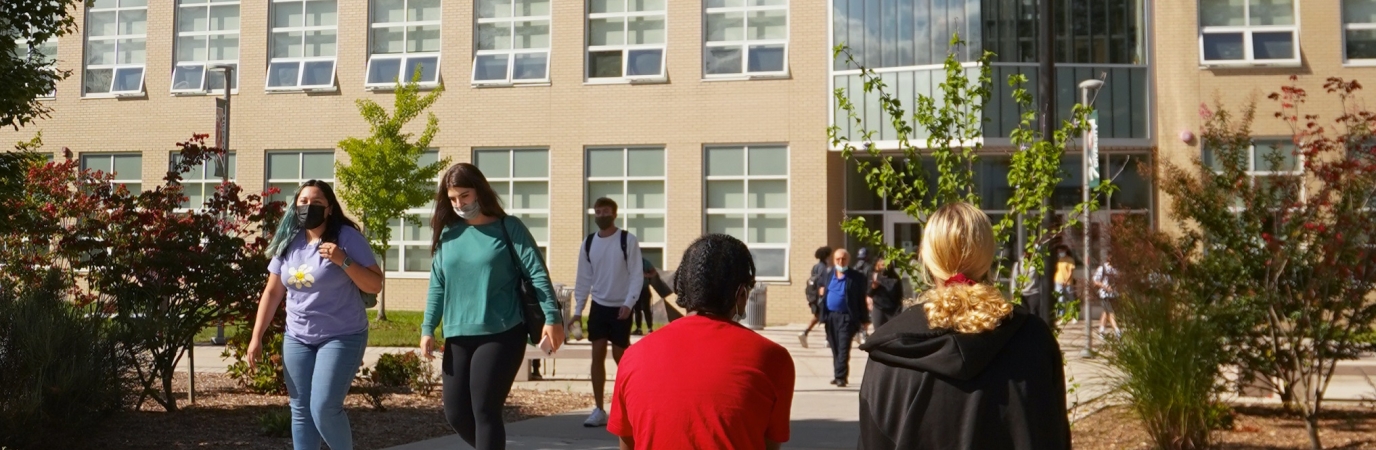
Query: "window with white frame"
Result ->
[[473, 0, 552, 84], [171, 152, 236, 209], [704, 0, 787, 76], [705, 145, 789, 279], [366, 0, 441, 88], [172, 0, 240, 93], [1203, 138, 1303, 206], [268, 0, 339, 89], [586, 147, 666, 266], [475, 149, 551, 258], [16, 31, 59, 98], [1199, 0, 1298, 65], [81, 153, 143, 192], [384, 151, 440, 274], [84, 0, 148, 95], [266, 151, 335, 204], [1344, 0, 1376, 62], [587, 0, 667, 80]]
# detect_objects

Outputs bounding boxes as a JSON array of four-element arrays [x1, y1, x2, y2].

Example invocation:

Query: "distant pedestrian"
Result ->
[[1053, 245, 1078, 322], [608, 234, 795, 450], [868, 258, 904, 330], [250, 180, 384, 450], [571, 197, 644, 428], [798, 246, 832, 348], [853, 247, 875, 341], [858, 202, 1070, 450], [1011, 253, 1051, 326], [418, 163, 565, 450], [633, 257, 672, 335], [819, 248, 869, 387], [1092, 260, 1121, 338]]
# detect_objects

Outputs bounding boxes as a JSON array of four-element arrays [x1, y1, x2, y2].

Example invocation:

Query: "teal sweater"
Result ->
[[422, 216, 560, 338]]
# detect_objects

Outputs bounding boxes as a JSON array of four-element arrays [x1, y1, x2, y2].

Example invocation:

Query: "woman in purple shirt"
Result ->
[[246, 180, 384, 450]]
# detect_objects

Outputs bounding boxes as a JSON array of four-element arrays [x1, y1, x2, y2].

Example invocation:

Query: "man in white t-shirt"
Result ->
[[572, 197, 644, 427], [1092, 260, 1122, 338]]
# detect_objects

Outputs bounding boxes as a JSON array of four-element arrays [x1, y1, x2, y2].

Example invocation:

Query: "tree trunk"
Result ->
[[376, 258, 388, 321], [1303, 414, 1322, 450]]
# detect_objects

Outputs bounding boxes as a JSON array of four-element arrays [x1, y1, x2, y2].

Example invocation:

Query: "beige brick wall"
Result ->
[[3, 0, 832, 325], [1153, 0, 1376, 231]]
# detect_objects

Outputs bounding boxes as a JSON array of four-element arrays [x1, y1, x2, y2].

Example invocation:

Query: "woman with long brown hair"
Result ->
[[418, 163, 565, 450]]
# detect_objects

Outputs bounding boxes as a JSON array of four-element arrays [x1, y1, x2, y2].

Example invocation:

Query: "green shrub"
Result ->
[[0, 270, 129, 449], [223, 328, 286, 395], [257, 408, 291, 438], [353, 351, 438, 410]]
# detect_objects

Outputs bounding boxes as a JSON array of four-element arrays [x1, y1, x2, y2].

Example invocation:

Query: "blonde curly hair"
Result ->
[[919, 202, 1013, 334]]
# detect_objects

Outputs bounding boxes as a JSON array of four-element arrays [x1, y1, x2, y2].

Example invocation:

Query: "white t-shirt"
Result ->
[[1093, 264, 1118, 299], [574, 229, 645, 314]]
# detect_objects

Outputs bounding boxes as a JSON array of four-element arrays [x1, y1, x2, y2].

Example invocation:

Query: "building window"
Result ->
[[1199, 0, 1298, 65], [704, 0, 787, 76], [171, 152, 235, 209], [1203, 138, 1302, 206], [1344, 0, 1376, 63], [475, 149, 551, 258], [84, 0, 148, 95], [268, 0, 339, 90], [586, 147, 666, 266], [705, 145, 789, 279], [384, 151, 439, 274], [981, 0, 1147, 64], [587, 0, 667, 80], [366, 0, 442, 88], [473, 0, 552, 84], [81, 153, 143, 192], [16, 32, 59, 98], [172, 0, 240, 93], [266, 151, 335, 204]]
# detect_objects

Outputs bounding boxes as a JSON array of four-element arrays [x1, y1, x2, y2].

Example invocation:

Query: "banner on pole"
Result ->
[[215, 98, 228, 150], [1087, 110, 1100, 188]]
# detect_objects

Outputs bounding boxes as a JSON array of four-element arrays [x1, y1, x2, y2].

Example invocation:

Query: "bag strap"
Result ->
[[583, 230, 630, 266], [584, 233, 595, 263], [498, 217, 533, 285]]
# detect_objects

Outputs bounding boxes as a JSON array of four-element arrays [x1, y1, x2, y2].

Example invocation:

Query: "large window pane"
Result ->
[[624, 214, 665, 243], [588, 149, 624, 177], [1252, 32, 1294, 60], [707, 13, 744, 42], [748, 214, 787, 243], [626, 149, 664, 177], [1248, 0, 1293, 26], [747, 146, 787, 176], [626, 181, 665, 209], [1347, 29, 1376, 60], [301, 153, 334, 179], [708, 214, 745, 236], [511, 150, 548, 178], [750, 248, 786, 278], [706, 146, 744, 176], [748, 180, 788, 209], [1202, 33, 1244, 60], [588, 181, 624, 205], [511, 181, 549, 209], [1201, 0, 1246, 26], [706, 47, 743, 74]]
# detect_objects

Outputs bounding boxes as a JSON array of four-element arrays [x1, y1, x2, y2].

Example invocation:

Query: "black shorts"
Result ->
[[587, 302, 632, 348]]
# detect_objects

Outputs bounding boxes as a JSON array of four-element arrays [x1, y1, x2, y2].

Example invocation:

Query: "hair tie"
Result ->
[[946, 273, 977, 286]]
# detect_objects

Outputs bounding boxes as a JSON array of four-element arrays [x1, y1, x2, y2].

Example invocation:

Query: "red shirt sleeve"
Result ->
[[607, 363, 633, 438], [764, 345, 796, 443]]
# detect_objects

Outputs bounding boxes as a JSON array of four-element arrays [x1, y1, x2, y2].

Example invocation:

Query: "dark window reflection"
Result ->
[[980, 0, 1144, 64]]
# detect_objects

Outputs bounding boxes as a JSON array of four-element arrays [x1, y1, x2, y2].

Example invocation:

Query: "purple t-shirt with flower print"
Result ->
[[268, 226, 377, 345]]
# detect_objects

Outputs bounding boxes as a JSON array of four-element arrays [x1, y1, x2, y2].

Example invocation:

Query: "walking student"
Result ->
[[819, 248, 869, 387], [798, 246, 832, 348], [1093, 259, 1122, 338], [858, 202, 1070, 450], [634, 257, 673, 334], [572, 197, 644, 427], [868, 258, 904, 330], [418, 163, 565, 450], [249, 180, 383, 450], [608, 234, 795, 450], [1053, 245, 1078, 323], [1011, 253, 1050, 326]]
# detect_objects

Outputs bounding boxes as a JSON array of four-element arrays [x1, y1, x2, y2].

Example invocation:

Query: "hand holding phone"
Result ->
[[538, 334, 556, 356]]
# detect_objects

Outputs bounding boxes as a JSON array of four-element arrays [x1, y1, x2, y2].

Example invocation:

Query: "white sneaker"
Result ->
[[583, 407, 608, 427], [797, 332, 809, 349]]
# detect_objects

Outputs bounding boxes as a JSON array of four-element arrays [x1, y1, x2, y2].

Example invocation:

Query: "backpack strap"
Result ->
[[584, 233, 596, 263], [619, 229, 628, 264]]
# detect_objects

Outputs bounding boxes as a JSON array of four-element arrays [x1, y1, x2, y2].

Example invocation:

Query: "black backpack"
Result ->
[[584, 230, 629, 266]]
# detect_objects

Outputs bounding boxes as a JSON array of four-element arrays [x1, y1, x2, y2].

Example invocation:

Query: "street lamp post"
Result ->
[[209, 64, 234, 347], [1078, 79, 1103, 359]]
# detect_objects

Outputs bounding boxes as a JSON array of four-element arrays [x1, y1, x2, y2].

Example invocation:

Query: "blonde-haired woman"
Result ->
[[857, 202, 1070, 450]]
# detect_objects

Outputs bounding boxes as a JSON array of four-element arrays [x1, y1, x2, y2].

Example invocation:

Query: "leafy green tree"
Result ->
[[0, 0, 84, 129], [1124, 77, 1376, 450], [336, 73, 450, 321], [829, 35, 1113, 298]]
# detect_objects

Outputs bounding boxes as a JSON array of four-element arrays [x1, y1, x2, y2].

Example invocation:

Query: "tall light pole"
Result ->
[[1079, 78, 1103, 358], [209, 64, 234, 346], [1035, 0, 1058, 327]]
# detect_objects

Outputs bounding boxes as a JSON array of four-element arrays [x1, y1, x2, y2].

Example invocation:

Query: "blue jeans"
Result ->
[[283, 331, 368, 450]]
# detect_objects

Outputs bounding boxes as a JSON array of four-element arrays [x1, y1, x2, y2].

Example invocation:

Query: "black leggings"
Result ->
[[633, 292, 653, 330], [442, 325, 526, 450]]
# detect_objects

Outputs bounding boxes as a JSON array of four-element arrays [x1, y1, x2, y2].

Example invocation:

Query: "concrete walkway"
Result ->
[[175, 322, 1375, 450]]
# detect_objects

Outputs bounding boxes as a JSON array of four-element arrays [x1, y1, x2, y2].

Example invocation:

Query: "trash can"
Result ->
[[743, 284, 768, 330]]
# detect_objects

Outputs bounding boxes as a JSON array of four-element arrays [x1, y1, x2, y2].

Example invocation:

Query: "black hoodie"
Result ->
[[856, 305, 1070, 450]]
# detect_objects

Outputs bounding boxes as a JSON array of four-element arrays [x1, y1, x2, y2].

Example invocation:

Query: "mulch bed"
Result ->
[[69, 373, 593, 450], [1074, 404, 1376, 449]]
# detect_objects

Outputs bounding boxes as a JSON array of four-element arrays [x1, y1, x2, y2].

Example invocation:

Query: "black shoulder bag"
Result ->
[[498, 217, 557, 345]]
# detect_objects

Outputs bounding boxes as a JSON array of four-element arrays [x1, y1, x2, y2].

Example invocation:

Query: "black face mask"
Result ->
[[595, 216, 615, 230], [296, 204, 327, 230]]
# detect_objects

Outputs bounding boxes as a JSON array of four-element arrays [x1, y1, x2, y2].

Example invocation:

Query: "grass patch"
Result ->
[[195, 310, 425, 347]]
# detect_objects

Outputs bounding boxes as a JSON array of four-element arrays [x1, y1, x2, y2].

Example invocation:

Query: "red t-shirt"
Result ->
[[608, 314, 795, 449]]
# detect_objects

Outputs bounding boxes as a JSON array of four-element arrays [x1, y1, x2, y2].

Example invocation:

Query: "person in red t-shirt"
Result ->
[[608, 234, 795, 450]]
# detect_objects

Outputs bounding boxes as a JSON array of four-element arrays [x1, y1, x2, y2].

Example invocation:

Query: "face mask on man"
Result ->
[[296, 204, 327, 230], [835, 264, 847, 272], [455, 201, 481, 220], [595, 215, 615, 230]]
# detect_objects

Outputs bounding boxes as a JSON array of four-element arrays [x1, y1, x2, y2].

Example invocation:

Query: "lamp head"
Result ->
[[1079, 79, 1104, 90]]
